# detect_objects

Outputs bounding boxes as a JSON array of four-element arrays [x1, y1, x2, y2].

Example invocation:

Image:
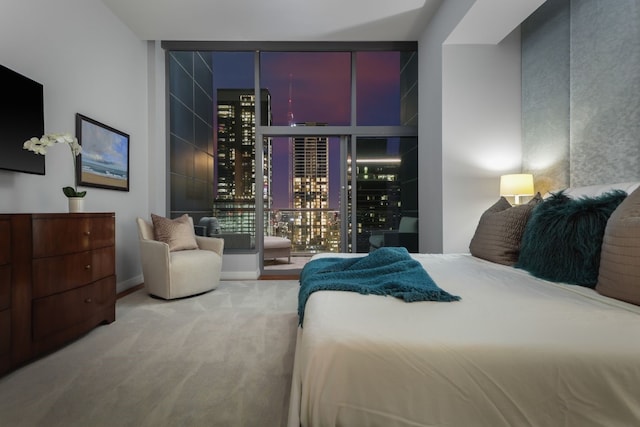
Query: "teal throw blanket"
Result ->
[[298, 247, 460, 326]]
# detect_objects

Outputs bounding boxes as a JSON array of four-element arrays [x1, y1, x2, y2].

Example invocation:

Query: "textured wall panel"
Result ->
[[522, 0, 640, 191], [570, 0, 640, 186], [521, 0, 571, 195]]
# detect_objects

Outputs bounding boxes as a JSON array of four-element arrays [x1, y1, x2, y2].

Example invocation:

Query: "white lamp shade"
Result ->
[[500, 174, 534, 196]]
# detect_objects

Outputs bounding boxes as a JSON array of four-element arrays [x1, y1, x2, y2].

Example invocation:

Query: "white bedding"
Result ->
[[288, 253, 640, 427]]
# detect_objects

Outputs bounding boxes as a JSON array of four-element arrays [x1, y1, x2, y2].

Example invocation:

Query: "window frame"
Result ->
[[163, 41, 418, 256]]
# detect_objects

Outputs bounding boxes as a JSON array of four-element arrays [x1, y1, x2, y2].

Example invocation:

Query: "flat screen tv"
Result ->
[[0, 64, 45, 175]]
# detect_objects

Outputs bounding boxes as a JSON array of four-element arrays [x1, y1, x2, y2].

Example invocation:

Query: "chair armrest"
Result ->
[[139, 238, 170, 263], [139, 239, 171, 292], [369, 233, 384, 249], [196, 235, 225, 256]]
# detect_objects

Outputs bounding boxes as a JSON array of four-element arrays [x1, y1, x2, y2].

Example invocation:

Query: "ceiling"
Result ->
[[100, 0, 443, 42]]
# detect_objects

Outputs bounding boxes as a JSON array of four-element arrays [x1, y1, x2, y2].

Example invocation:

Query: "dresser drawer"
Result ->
[[31, 246, 115, 298], [32, 276, 116, 342], [0, 265, 9, 311], [32, 215, 115, 258]]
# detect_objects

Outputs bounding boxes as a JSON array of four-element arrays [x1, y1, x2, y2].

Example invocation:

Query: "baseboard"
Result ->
[[259, 274, 299, 280], [220, 269, 260, 280], [117, 275, 143, 295], [117, 283, 144, 299]]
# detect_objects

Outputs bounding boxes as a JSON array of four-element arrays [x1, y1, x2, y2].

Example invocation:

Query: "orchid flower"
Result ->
[[23, 133, 86, 197]]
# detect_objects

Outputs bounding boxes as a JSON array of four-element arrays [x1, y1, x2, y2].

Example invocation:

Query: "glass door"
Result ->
[[262, 133, 343, 273], [262, 133, 418, 273], [348, 136, 419, 253]]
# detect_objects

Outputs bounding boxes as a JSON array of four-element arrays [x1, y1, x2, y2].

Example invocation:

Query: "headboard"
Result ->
[[546, 181, 640, 199]]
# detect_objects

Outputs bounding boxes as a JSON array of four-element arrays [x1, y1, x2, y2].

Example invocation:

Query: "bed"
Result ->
[[288, 183, 640, 427]]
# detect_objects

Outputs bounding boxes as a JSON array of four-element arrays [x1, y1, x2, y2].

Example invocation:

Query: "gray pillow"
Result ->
[[596, 186, 640, 305], [198, 217, 221, 236], [469, 194, 542, 265]]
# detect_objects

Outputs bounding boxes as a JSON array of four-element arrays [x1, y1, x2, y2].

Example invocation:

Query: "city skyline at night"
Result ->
[[211, 51, 403, 209], [167, 48, 418, 254]]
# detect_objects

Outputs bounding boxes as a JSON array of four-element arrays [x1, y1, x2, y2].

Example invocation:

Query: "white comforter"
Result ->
[[288, 253, 640, 427]]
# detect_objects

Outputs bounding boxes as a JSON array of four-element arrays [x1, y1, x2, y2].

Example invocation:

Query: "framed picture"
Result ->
[[75, 113, 130, 192]]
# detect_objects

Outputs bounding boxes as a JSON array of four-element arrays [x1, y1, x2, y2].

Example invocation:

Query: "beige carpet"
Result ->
[[0, 280, 300, 427]]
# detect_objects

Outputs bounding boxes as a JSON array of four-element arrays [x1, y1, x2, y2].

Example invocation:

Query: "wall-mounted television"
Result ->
[[0, 64, 45, 175]]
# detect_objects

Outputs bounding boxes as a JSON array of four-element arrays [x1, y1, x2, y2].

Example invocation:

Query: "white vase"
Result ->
[[68, 197, 85, 213]]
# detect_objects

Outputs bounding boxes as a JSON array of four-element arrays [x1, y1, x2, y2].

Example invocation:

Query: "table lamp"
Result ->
[[500, 174, 534, 205]]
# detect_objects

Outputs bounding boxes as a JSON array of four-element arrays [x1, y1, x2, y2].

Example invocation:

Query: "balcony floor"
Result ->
[[263, 254, 312, 272]]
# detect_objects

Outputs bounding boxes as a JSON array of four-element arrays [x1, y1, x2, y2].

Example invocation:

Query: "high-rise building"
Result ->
[[289, 122, 330, 251], [350, 138, 402, 252], [214, 89, 271, 236], [291, 123, 329, 209]]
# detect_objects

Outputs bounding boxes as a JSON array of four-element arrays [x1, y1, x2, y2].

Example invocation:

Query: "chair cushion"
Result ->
[[398, 217, 418, 233], [151, 213, 198, 252], [264, 236, 291, 249], [596, 186, 640, 305]]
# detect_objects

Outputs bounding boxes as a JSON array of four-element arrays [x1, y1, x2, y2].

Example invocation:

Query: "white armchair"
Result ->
[[136, 216, 224, 299]]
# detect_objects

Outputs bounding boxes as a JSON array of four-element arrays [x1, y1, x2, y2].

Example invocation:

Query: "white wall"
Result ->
[[417, 0, 476, 253], [146, 41, 167, 216], [418, 0, 529, 253], [0, 0, 149, 292], [442, 31, 523, 253]]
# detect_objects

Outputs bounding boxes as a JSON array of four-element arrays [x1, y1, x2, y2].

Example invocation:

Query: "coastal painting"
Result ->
[[76, 114, 129, 191]]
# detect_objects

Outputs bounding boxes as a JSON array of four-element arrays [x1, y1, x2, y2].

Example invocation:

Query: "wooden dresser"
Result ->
[[0, 213, 116, 375], [0, 216, 11, 375]]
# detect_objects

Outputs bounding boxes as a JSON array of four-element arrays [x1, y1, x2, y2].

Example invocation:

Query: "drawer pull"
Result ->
[[84, 231, 91, 236], [85, 265, 91, 270], [85, 298, 92, 303]]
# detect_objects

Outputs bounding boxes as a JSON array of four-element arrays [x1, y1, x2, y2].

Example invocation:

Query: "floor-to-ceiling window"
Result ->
[[163, 42, 418, 271], [167, 51, 215, 221]]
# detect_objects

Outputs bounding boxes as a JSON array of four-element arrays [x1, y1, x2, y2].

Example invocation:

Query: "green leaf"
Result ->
[[62, 187, 86, 198]]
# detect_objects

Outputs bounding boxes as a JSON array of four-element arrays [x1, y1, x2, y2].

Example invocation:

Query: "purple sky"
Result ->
[[212, 51, 401, 208]]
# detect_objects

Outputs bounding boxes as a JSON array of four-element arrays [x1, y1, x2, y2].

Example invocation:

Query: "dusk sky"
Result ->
[[211, 51, 401, 208]]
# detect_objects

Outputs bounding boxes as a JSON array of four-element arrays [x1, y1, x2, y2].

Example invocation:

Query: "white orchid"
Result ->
[[23, 133, 82, 155], [23, 132, 86, 198]]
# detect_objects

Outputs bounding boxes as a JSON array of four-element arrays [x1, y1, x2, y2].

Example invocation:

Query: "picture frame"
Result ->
[[75, 113, 130, 192]]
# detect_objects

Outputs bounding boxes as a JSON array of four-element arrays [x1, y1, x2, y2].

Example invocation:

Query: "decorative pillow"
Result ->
[[516, 190, 627, 287], [596, 186, 640, 305], [151, 213, 198, 252], [198, 216, 221, 236], [469, 193, 542, 265]]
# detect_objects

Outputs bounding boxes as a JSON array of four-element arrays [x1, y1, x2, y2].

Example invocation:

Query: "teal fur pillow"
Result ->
[[516, 190, 627, 287]]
